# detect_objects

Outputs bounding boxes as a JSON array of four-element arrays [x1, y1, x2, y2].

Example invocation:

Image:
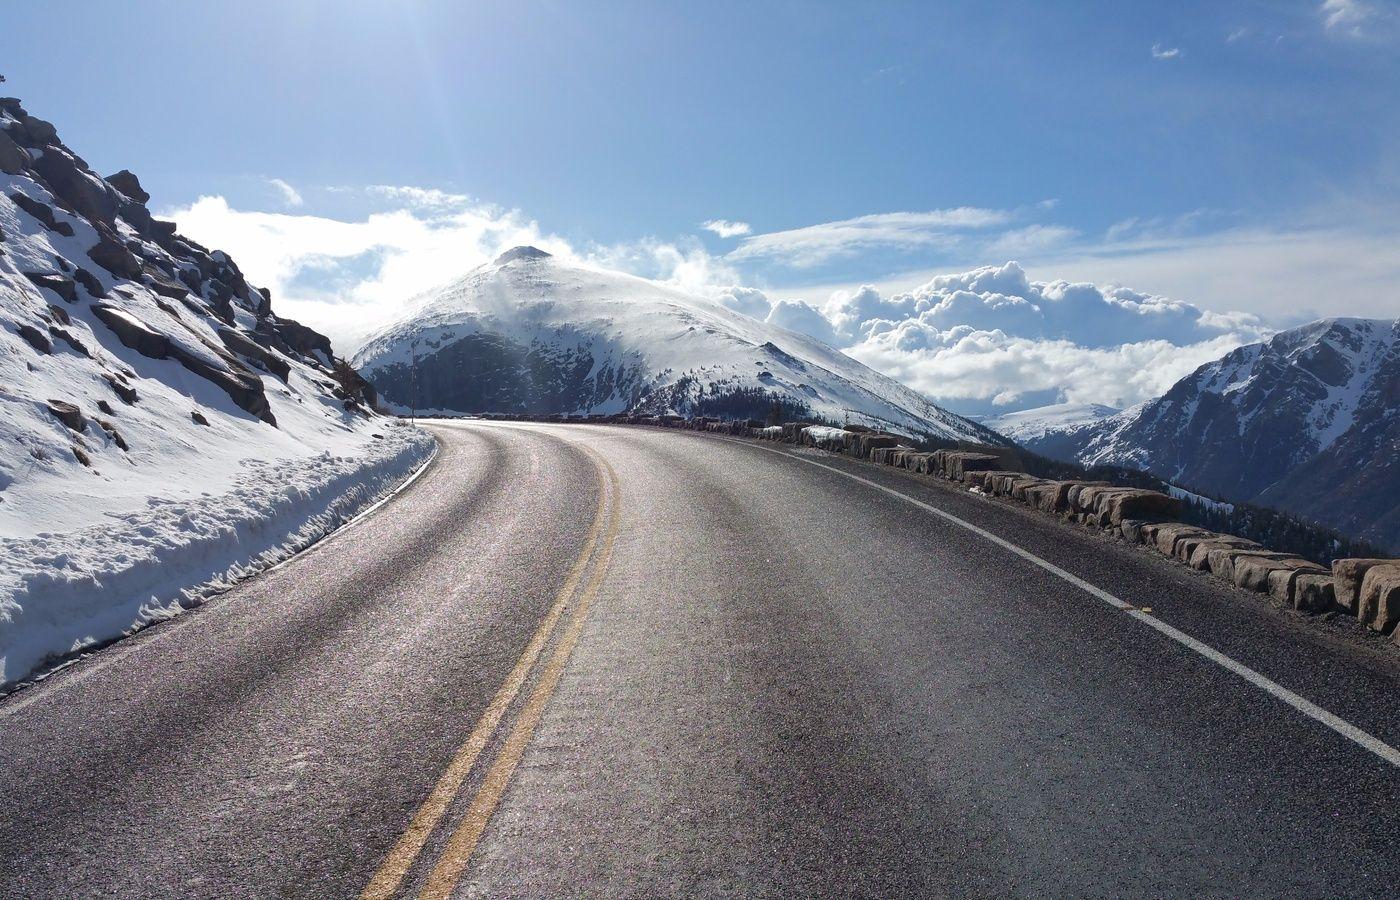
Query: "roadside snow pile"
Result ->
[[0, 425, 434, 690]]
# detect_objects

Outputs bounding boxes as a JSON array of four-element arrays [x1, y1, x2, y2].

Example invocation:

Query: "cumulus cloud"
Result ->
[[164, 193, 573, 351], [765, 299, 839, 347], [1151, 43, 1182, 60], [847, 329, 1247, 413], [713, 286, 772, 319], [770, 261, 1271, 416], [266, 177, 303, 208], [701, 219, 752, 238], [728, 207, 1013, 267]]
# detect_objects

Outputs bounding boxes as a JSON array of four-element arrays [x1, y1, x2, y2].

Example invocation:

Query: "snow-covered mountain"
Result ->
[[353, 247, 1003, 443], [982, 402, 1121, 457], [1015, 318, 1400, 549], [1, 95, 431, 689]]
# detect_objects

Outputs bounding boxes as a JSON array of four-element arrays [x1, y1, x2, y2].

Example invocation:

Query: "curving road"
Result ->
[[3, 420, 1400, 898]]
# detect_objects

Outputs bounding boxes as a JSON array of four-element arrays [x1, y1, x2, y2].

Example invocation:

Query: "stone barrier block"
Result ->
[[1357, 564, 1400, 633], [1153, 523, 1213, 557], [943, 451, 1000, 481], [1330, 558, 1395, 614], [1292, 573, 1337, 614], [1187, 537, 1261, 570], [1065, 482, 1113, 513], [1206, 548, 1291, 584], [1119, 519, 1151, 543], [1265, 560, 1328, 605]]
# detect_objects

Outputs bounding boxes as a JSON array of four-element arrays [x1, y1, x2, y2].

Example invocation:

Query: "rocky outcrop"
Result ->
[[0, 94, 371, 435]]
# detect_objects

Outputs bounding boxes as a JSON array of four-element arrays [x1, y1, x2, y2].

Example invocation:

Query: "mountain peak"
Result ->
[[494, 246, 552, 265]]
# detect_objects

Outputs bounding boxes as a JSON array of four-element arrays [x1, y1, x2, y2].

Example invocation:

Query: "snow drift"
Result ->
[[0, 96, 433, 690]]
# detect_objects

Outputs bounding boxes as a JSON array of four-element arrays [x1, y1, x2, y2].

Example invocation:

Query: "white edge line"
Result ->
[[0, 434, 442, 718], [739, 439, 1400, 769]]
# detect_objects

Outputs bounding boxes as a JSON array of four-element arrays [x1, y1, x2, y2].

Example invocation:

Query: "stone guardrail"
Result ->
[[463, 412, 1400, 643]]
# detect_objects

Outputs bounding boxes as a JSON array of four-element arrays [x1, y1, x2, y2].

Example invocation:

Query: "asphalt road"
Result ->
[[3, 420, 1400, 898]]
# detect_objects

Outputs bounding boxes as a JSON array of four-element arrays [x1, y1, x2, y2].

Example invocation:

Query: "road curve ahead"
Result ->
[[3, 420, 1400, 898]]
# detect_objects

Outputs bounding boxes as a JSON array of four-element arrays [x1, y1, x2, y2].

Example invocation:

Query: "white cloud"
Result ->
[[266, 177, 303, 208], [701, 219, 752, 238], [713, 286, 772, 319], [1151, 43, 1182, 60], [163, 193, 572, 352], [1321, 0, 1374, 33], [1226, 27, 1250, 42], [765, 299, 839, 346], [762, 260, 1271, 416], [728, 207, 1013, 267], [366, 185, 471, 211]]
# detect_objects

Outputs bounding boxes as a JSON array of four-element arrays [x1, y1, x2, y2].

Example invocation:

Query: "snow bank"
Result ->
[[802, 425, 851, 444], [0, 424, 435, 691]]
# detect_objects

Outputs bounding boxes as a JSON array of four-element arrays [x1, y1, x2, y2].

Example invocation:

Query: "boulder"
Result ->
[[92, 304, 275, 424], [1233, 555, 1317, 594], [45, 399, 84, 432], [218, 327, 289, 380], [105, 169, 150, 204], [31, 146, 119, 225], [1357, 564, 1400, 633], [87, 232, 143, 279], [16, 113, 58, 143], [1292, 573, 1337, 614], [0, 128, 27, 174], [22, 271, 77, 303], [50, 327, 91, 357], [270, 317, 333, 361], [8, 192, 75, 236], [1330, 558, 1395, 614], [72, 267, 105, 299], [101, 373, 138, 405], [16, 323, 51, 353], [1264, 559, 1328, 605]]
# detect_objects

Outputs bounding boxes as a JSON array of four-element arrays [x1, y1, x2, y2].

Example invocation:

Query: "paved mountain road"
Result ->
[[3, 420, 1399, 898]]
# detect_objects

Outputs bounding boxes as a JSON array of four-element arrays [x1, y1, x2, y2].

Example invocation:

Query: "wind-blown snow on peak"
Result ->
[[353, 253, 1002, 442], [494, 245, 552, 265]]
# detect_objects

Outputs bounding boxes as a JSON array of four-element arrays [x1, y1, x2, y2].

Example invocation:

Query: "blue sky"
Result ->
[[4, 0, 1398, 413]]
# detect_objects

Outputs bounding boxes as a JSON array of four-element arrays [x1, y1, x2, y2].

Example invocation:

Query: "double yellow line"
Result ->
[[362, 449, 622, 900]]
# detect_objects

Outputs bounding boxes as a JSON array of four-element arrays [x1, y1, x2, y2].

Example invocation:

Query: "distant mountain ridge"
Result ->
[[353, 248, 1004, 443], [1010, 318, 1400, 549]]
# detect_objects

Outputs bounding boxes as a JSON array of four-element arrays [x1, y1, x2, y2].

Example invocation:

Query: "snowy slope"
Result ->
[[353, 247, 1002, 443], [1018, 318, 1400, 548], [0, 96, 433, 689], [983, 402, 1121, 445]]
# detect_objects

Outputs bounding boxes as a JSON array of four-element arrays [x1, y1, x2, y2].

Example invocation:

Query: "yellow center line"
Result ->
[[360, 454, 611, 900], [417, 456, 623, 900]]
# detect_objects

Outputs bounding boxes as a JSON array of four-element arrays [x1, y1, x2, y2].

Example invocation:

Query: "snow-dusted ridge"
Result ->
[[354, 248, 1003, 443], [1010, 317, 1400, 549], [0, 96, 434, 689]]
